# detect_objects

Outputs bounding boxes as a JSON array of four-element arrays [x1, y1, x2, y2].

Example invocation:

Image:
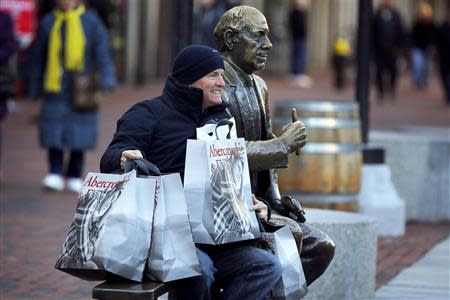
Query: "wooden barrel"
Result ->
[[273, 101, 362, 211]]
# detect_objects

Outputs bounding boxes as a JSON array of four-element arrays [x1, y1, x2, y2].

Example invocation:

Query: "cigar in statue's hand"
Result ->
[[291, 108, 300, 156]]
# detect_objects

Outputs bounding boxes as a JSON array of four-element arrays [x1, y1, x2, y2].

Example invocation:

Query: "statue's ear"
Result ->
[[224, 29, 239, 50]]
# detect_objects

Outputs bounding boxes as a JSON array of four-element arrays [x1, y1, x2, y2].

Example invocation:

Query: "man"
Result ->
[[101, 44, 282, 300], [288, 0, 313, 88], [436, 9, 450, 106], [213, 5, 335, 285], [372, 0, 406, 101]]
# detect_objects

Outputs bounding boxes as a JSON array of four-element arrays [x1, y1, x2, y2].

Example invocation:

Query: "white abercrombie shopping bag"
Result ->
[[261, 226, 308, 300], [184, 119, 260, 245], [145, 173, 201, 282], [55, 169, 156, 281]]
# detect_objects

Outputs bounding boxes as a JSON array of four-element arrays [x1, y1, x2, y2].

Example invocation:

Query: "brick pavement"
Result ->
[[1, 69, 449, 299]]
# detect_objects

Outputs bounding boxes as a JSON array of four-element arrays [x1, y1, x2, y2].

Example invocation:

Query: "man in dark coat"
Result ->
[[0, 10, 16, 167], [436, 10, 450, 106], [372, 0, 406, 101], [213, 5, 335, 285], [101, 45, 282, 300]]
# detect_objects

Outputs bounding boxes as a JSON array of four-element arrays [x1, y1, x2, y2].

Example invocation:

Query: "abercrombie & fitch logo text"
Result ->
[[84, 175, 131, 189], [209, 143, 244, 157]]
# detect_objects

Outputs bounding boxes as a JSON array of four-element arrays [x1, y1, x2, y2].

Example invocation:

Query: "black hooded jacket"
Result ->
[[100, 75, 230, 177]]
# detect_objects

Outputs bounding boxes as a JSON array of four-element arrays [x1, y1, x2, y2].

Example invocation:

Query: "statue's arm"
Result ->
[[246, 139, 289, 171]]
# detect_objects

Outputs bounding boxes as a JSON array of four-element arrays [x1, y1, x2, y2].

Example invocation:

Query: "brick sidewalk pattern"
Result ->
[[1, 69, 449, 299]]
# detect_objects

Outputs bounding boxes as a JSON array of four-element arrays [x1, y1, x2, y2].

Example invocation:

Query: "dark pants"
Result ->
[[173, 245, 282, 300], [332, 54, 350, 90], [375, 51, 398, 99], [440, 65, 450, 105], [48, 148, 84, 178], [292, 38, 307, 75]]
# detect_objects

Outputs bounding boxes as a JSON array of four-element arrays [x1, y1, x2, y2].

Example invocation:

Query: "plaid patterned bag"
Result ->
[[55, 169, 156, 281], [184, 119, 260, 245]]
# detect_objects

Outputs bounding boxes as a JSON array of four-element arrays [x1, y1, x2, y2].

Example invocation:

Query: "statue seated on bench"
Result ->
[[213, 5, 335, 286]]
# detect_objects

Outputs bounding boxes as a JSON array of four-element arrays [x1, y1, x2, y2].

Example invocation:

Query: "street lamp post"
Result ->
[[356, 0, 372, 145], [355, 0, 385, 163]]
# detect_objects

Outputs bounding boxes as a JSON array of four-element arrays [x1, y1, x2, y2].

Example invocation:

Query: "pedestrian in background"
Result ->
[[372, 0, 406, 101], [288, 0, 313, 88], [436, 9, 450, 106], [0, 10, 16, 174], [331, 37, 351, 91], [410, 1, 435, 89], [30, 0, 116, 193], [193, 0, 227, 47]]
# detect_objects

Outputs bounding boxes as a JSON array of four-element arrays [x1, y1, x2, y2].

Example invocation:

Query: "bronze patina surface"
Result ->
[[214, 5, 335, 285]]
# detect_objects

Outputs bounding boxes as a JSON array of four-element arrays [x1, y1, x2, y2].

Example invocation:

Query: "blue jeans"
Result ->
[[174, 245, 282, 300], [411, 48, 429, 88], [292, 38, 307, 75]]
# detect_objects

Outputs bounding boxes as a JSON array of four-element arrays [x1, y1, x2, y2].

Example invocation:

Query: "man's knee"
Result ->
[[196, 247, 216, 288], [248, 247, 282, 283], [174, 248, 215, 300], [265, 250, 283, 282]]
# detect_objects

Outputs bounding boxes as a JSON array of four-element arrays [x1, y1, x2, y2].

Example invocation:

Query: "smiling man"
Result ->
[[214, 5, 335, 286]]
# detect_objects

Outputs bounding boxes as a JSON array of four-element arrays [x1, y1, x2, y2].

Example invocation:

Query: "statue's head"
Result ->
[[213, 5, 272, 74]]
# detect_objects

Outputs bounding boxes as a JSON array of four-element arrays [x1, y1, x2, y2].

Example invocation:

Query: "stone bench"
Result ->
[[93, 208, 377, 300], [92, 280, 169, 300], [303, 208, 377, 300], [370, 129, 450, 222]]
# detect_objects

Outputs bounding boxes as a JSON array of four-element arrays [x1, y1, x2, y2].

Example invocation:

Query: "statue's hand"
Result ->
[[279, 121, 307, 153], [280, 196, 306, 223]]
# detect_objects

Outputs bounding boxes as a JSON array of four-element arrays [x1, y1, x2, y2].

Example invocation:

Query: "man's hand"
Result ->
[[250, 195, 268, 222], [120, 150, 143, 169], [279, 121, 307, 153]]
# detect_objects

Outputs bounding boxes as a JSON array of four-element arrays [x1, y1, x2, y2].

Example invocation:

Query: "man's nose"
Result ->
[[217, 75, 225, 87]]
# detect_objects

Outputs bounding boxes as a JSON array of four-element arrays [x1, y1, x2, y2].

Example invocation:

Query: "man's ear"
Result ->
[[224, 29, 239, 50]]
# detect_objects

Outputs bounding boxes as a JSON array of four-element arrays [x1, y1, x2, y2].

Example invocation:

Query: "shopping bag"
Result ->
[[55, 163, 156, 281], [145, 172, 202, 282], [261, 226, 308, 300], [184, 119, 261, 245]]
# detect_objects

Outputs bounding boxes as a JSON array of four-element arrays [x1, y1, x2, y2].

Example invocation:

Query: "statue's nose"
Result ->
[[262, 36, 272, 49]]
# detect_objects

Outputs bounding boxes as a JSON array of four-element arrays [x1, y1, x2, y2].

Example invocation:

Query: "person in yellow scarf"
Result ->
[[30, 0, 117, 193]]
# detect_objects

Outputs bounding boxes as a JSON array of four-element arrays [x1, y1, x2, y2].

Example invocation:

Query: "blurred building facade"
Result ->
[[121, 0, 449, 84]]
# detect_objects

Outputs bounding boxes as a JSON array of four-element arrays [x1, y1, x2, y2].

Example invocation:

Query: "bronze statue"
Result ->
[[214, 5, 335, 285]]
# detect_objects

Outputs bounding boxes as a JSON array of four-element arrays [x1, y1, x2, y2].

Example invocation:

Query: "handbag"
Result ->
[[72, 72, 101, 112], [145, 171, 202, 282], [261, 226, 308, 300], [55, 159, 158, 281], [184, 119, 261, 245]]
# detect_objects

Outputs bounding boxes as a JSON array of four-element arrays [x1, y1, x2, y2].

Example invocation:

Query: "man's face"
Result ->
[[191, 68, 225, 110], [230, 12, 272, 74]]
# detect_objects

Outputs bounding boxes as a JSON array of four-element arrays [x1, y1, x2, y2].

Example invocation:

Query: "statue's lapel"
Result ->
[[233, 83, 256, 139], [253, 77, 267, 124]]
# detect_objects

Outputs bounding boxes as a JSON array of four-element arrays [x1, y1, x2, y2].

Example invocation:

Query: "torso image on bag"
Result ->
[[211, 152, 253, 244]]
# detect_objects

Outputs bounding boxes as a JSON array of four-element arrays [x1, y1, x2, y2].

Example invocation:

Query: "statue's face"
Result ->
[[231, 12, 272, 74]]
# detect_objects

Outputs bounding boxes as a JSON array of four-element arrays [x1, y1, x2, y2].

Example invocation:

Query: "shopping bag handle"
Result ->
[[124, 158, 161, 176], [215, 119, 233, 139]]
